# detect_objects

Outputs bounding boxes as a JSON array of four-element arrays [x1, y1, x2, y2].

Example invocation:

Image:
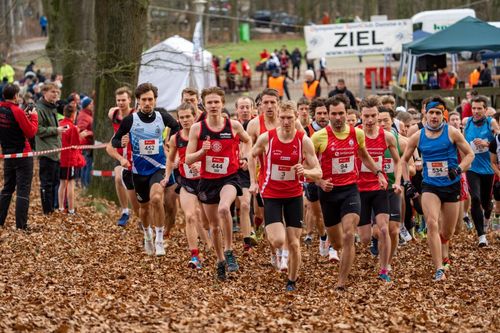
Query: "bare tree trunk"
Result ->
[[41, 0, 64, 74], [89, 0, 149, 200]]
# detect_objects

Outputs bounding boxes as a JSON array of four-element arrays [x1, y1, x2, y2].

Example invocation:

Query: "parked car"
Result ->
[[252, 10, 272, 27]]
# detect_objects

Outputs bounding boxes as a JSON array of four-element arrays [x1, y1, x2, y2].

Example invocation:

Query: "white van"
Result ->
[[411, 9, 476, 33]]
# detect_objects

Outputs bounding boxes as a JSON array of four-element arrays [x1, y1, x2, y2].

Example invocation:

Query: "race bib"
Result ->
[[183, 163, 200, 179], [383, 158, 394, 174], [361, 156, 383, 173], [271, 164, 296, 181], [427, 161, 448, 177], [332, 156, 354, 174], [206, 156, 229, 174], [470, 141, 488, 154], [139, 139, 159, 155]]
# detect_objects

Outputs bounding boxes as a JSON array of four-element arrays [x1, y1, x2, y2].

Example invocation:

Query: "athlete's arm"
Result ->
[[163, 135, 178, 183], [490, 153, 500, 178], [185, 122, 208, 165], [106, 143, 130, 169], [108, 107, 119, 121], [246, 117, 260, 143], [159, 109, 181, 135], [248, 133, 269, 194], [294, 119, 305, 133], [399, 136, 415, 177], [386, 131, 402, 193], [407, 123, 420, 137], [111, 114, 133, 148], [450, 126, 474, 172], [232, 120, 252, 157], [300, 136, 322, 181], [401, 131, 420, 182], [490, 118, 500, 135]]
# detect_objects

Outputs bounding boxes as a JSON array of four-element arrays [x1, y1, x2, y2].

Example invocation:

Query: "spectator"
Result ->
[[469, 66, 480, 87], [240, 57, 252, 91], [40, 15, 48, 36], [76, 97, 94, 188], [449, 71, 457, 88], [58, 104, 86, 214], [438, 68, 452, 89], [0, 84, 38, 230], [478, 62, 492, 87], [24, 61, 35, 75], [318, 57, 330, 86], [0, 77, 8, 99], [305, 51, 315, 73], [291, 47, 302, 81], [267, 70, 286, 101], [280, 50, 292, 80], [328, 79, 357, 109], [259, 49, 270, 61], [213, 56, 221, 88], [0, 59, 15, 83], [303, 69, 320, 101], [36, 82, 66, 214], [321, 11, 331, 24]]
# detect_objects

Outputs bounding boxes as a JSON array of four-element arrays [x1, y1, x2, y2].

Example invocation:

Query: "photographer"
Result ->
[[35, 82, 67, 215], [0, 84, 38, 230]]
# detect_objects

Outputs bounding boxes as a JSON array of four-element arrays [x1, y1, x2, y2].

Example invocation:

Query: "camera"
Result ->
[[24, 103, 35, 114]]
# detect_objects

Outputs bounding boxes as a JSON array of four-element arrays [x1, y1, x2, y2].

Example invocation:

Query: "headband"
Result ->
[[425, 101, 446, 113]]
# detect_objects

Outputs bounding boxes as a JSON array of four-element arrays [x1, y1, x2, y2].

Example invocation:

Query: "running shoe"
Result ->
[[188, 256, 202, 269], [216, 261, 226, 281], [285, 280, 296, 292], [370, 238, 379, 256], [224, 250, 239, 272], [117, 213, 130, 227], [433, 269, 446, 281], [243, 243, 253, 255], [387, 264, 392, 272], [280, 256, 288, 272], [304, 234, 313, 246], [478, 234, 488, 247], [328, 247, 340, 262], [400, 225, 412, 242], [249, 232, 259, 246], [463, 216, 473, 231], [144, 236, 154, 256], [155, 241, 166, 256], [399, 235, 407, 246], [443, 258, 452, 271], [319, 238, 329, 257], [232, 223, 240, 233], [378, 273, 391, 282]]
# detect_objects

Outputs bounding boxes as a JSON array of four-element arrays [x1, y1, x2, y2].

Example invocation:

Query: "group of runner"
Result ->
[[106, 82, 498, 291]]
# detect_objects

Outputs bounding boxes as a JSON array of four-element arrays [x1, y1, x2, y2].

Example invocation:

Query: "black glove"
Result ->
[[448, 166, 462, 180], [404, 181, 419, 199]]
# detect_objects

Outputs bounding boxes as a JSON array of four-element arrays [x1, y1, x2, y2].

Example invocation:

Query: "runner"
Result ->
[[111, 83, 179, 256], [248, 101, 322, 291], [163, 102, 210, 269], [311, 94, 387, 289], [489, 111, 500, 233], [377, 106, 408, 271], [401, 97, 474, 281], [185, 87, 252, 280], [106, 86, 140, 227], [181, 87, 206, 121], [235, 96, 258, 253], [246, 88, 304, 271], [297, 97, 311, 129], [463, 95, 499, 246], [302, 98, 334, 261], [356, 97, 401, 282]]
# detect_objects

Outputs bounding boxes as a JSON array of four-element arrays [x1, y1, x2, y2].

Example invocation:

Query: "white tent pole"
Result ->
[[398, 51, 407, 85], [406, 52, 413, 91], [410, 54, 417, 90]]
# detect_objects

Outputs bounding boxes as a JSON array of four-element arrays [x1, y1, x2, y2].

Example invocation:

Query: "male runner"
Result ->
[[106, 86, 140, 226], [463, 95, 499, 246], [234, 96, 258, 252], [164, 103, 210, 268], [356, 97, 401, 282], [111, 83, 179, 256], [401, 97, 474, 281], [186, 87, 252, 281], [181, 87, 206, 121], [311, 94, 387, 289], [297, 97, 311, 129], [248, 101, 322, 291]]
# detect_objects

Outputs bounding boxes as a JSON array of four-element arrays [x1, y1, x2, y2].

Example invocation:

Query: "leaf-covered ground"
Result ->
[[0, 181, 499, 332]]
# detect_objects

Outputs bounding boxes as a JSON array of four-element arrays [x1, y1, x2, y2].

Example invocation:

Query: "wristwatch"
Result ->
[[375, 170, 382, 176]]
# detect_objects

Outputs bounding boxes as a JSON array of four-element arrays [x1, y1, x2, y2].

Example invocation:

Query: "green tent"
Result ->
[[403, 16, 500, 55]]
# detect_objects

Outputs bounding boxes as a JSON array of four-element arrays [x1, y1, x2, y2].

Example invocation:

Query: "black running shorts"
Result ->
[[132, 169, 165, 203], [319, 183, 361, 228], [359, 190, 389, 226], [197, 173, 243, 204], [263, 195, 304, 228], [422, 181, 460, 203], [121, 168, 135, 190]]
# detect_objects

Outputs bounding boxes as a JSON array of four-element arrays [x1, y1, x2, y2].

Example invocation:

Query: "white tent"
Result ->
[[138, 35, 216, 110]]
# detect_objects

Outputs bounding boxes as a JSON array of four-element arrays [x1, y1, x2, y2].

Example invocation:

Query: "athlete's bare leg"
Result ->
[[440, 201, 460, 262], [202, 203, 224, 261], [114, 166, 128, 210], [286, 227, 302, 282], [375, 213, 391, 270], [422, 192, 444, 270], [218, 184, 238, 251]]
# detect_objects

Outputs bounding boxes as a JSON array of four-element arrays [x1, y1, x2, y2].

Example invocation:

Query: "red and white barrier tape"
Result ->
[[0, 143, 108, 159], [91, 170, 115, 177]]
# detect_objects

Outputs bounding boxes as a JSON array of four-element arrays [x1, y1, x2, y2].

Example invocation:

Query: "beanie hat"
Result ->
[[81, 97, 92, 109]]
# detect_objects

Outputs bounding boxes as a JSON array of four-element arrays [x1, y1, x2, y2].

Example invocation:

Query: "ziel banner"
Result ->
[[304, 20, 412, 58]]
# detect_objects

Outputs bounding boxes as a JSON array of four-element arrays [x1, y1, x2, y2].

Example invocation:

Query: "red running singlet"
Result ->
[[357, 126, 387, 192]]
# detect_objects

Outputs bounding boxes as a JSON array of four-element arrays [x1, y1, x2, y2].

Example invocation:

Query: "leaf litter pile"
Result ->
[[0, 177, 499, 332]]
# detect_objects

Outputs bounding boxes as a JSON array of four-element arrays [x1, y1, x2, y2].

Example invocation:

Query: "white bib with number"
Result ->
[[361, 156, 383, 173], [183, 163, 200, 179], [332, 156, 354, 174], [139, 139, 159, 155], [271, 164, 296, 181], [427, 161, 448, 177], [206, 156, 229, 174], [470, 141, 488, 154], [383, 158, 394, 174]]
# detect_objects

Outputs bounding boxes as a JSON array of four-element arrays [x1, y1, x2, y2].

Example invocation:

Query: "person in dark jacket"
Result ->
[[0, 84, 38, 229], [328, 78, 357, 109]]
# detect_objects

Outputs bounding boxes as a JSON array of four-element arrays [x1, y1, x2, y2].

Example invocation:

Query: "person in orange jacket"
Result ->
[[469, 66, 480, 88], [303, 69, 320, 101]]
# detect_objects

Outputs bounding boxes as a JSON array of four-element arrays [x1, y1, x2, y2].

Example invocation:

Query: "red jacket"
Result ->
[[59, 118, 85, 168], [76, 108, 94, 145], [0, 101, 38, 153]]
